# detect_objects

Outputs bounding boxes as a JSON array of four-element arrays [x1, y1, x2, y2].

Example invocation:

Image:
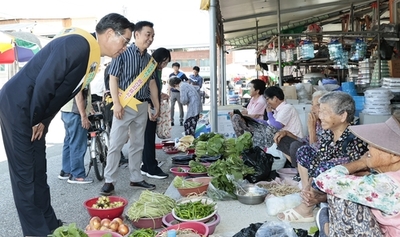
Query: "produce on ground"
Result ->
[[85, 216, 129, 236], [92, 196, 124, 209], [163, 146, 179, 153], [207, 156, 255, 196], [173, 176, 202, 189], [158, 229, 202, 237], [194, 132, 253, 158], [128, 228, 157, 237], [256, 182, 300, 197], [174, 199, 216, 220], [188, 160, 207, 173], [176, 135, 195, 152], [127, 190, 175, 221], [51, 223, 88, 237]]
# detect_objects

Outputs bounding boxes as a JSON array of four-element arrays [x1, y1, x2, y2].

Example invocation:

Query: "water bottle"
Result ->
[[301, 40, 314, 60], [328, 39, 342, 61]]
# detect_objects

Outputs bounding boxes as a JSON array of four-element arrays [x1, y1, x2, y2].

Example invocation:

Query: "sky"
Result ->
[[0, 0, 211, 48]]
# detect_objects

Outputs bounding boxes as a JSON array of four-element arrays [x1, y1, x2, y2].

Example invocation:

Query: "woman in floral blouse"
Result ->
[[315, 116, 400, 237], [274, 90, 329, 186], [277, 91, 368, 223]]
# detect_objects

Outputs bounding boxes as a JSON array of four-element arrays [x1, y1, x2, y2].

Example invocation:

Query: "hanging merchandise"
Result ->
[[300, 40, 314, 60], [284, 42, 296, 62], [349, 38, 367, 61], [327, 39, 343, 61]]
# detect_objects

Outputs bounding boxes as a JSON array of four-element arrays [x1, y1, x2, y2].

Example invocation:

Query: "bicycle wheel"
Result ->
[[92, 137, 105, 181], [100, 131, 109, 166]]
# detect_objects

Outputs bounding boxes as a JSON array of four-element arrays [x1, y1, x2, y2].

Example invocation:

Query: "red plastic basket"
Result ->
[[83, 196, 128, 219]]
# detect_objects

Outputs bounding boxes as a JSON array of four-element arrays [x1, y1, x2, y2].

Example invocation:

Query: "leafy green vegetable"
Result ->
[[236, 132, 253, 154], [101, 234, 112, 237], [195, 141, 208, 157], [129, 228, 157, 237], [173, 176, 202, 188], [189, 160, 207, 173], [206, 134, 225, 156], [207, 156, 255, 196], [51, 223, 88, 237], [193, 132, 218, 145]]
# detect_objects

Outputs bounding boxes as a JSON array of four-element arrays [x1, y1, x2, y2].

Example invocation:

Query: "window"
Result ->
[[199, 59, 209, 67], [0, 65, 5, 72], [180, 59, 197, 67]]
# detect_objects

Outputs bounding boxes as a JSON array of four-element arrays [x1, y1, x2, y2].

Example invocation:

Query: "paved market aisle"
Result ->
[[164, 180, 317, 237]]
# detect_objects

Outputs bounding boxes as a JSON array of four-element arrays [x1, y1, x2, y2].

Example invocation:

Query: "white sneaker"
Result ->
[[140, 170, 148, 175], [67, 177, 93, 184]]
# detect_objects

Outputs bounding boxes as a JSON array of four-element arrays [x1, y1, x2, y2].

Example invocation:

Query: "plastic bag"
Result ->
[[265, 193, 302, 216], [266, 143, 287, 171], [255, 221, 297, 237], [295, 83, 309, 103], [380, 38, 394, 60], [242, 146, 275, 183], [156, 100, 171, 139], [171, 154, 195, 165], [206, 181, 236, 201], [233, 222, 264, 237]]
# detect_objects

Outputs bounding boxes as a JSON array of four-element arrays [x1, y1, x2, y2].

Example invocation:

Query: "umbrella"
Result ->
[[0, 31, 41, 64]]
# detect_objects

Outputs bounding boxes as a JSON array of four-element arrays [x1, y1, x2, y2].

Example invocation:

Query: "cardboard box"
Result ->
[[280, 85, 297, 100], [389, 59, 400, 77]]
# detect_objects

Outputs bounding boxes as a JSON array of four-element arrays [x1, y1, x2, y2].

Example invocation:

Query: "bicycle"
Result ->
[[86, 101, 110, 181]]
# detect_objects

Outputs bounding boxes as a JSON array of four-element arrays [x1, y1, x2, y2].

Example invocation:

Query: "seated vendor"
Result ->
[[230, 79, 267, 120], [314, 116, 400, 237], [231, 85, 303, 148], [274, 90, 329, 182]]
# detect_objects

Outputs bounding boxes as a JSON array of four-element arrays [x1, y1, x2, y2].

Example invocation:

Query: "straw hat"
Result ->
[[349, 116, 400, 156]]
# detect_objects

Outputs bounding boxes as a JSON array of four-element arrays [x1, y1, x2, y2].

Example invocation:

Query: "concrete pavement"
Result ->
[[0, 111, 182, 236], [0, 103, 315, 236]]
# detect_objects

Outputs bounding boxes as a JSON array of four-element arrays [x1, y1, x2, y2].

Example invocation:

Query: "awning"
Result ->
[[217, 0, 387, 48]]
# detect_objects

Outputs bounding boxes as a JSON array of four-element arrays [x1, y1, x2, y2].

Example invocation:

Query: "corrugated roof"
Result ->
[[218, 0, 388, 47]]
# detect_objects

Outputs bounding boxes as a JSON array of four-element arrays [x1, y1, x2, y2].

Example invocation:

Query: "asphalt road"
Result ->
[[0, 110, 189, 237]]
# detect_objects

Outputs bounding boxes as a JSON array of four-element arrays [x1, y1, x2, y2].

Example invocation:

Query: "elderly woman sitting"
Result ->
[[231, 85, 303, 148], [274, 90, 329, 176], [314, 116, 400, 237], [277, 91, 368, 222]]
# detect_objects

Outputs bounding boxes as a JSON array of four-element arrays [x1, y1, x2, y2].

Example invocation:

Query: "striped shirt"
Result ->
[[108, 44, 154, 100]]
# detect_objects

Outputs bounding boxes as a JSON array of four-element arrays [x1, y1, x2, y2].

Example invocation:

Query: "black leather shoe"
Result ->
[[130, 180, 156, 190], [100, 183, 115, 196]]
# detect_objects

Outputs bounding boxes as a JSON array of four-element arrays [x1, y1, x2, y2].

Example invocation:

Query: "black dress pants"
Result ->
[[0, 112, 58, 236], [141, 117, 163, 175]]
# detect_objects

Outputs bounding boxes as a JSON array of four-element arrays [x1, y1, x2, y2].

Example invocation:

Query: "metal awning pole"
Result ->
[[256, 20, 259, 80], [210, 0, 218, 132], [277, 0, 282, 86], [220, 41, 226, 106]]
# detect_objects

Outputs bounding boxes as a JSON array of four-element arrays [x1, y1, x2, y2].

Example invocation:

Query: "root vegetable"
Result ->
[[112, 217, 123, 225], [118, 224, 129, 235], [101, 218, 111, 228], [109, 220, 119, 231], [90, 216, 101, 230]]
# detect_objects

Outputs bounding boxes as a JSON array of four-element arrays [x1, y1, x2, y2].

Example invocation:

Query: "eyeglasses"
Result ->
[[117, 32, 131, 47]]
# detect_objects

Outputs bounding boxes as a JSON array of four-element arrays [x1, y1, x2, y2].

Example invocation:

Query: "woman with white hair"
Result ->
[[315, 116, 400, 237], [277, 91, 368, 223]]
